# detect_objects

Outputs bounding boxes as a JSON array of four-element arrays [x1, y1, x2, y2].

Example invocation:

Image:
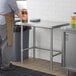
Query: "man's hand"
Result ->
[[19, 9, 28, 23]]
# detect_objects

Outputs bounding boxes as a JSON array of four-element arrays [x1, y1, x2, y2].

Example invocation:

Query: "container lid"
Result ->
[[73, 12, 76, 14]]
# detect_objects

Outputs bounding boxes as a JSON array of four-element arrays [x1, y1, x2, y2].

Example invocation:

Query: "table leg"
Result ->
[[67, 69, 70, 76], [50, 29, 53, 70], [61, 32, 66, 67], [21, 25, 23, 63], [33, 27, 36, 58]]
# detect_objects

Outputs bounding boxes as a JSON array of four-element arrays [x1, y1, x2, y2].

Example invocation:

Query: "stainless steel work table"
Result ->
[[16, 20, 69, 70], [61, 26, 76, 76]]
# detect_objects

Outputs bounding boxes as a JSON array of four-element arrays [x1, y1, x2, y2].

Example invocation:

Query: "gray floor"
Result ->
[[11, 58, 76, 76]]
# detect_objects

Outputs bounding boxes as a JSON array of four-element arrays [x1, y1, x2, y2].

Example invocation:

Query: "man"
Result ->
[[0, 0, 21, 70], [0, 0, 20, 15], [0, 0, 21, 46]]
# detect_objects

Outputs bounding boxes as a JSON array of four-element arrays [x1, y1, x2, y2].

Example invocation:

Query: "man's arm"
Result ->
[[7, 0, 22, 19], [7, 0, 19, 14], [0, 14, 4, 16]]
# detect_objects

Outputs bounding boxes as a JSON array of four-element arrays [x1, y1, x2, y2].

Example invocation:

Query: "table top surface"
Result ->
[[61, 25, 76, 33], [16, 20, 69, 29]]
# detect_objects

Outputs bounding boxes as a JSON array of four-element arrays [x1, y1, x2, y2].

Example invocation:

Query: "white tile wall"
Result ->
[[27, 0, 76, 22]]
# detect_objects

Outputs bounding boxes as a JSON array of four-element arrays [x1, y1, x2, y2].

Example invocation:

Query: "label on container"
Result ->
[[71, 16, 76, 28]]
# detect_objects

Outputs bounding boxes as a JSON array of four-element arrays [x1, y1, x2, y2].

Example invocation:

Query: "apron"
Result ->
[[5, 12, 14, 46]]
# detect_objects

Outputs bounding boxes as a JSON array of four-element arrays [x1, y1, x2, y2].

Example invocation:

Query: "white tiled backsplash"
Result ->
[[16, 1, 27, 9]]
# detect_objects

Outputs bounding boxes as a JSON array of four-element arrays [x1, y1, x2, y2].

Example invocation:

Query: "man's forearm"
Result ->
[[0, 14, 5, 16], [0, 14, 4, 15]]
